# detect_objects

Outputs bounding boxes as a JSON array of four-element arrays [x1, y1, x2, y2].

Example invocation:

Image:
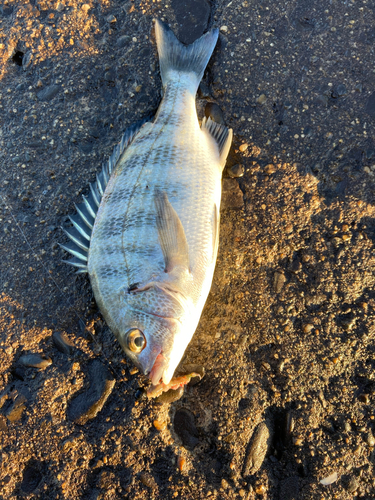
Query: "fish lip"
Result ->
[[149, 352, 168, 386]]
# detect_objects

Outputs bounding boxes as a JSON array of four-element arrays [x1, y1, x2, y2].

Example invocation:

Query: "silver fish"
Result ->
[[61, 20, 232, 396]]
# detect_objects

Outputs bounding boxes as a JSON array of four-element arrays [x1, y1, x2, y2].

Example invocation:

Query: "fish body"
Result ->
[[62, 20, 232, 393]]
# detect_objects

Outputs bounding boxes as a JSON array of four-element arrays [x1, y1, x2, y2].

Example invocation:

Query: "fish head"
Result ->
[[117, 309, 190, 386]]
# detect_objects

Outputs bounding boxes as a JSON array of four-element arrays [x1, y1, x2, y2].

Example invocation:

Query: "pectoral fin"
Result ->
[[154, 190, 190, 273]]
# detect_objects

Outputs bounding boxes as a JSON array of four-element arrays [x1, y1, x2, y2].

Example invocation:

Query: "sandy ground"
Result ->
[[1, 0, 375, 499]]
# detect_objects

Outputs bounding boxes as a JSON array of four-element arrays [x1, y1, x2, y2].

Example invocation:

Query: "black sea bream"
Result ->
[[62, 20, 232, 397]]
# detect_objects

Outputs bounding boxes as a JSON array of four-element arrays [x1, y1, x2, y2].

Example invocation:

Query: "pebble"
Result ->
[[153, 419, 167, 431], [67, 360, 115, 425], [174, 409, 199, 449], [239, 143, 248, 152], [52, 331, 75, 355], [366, 431, 375, 446], [243, 422, 271, 476], [264, 163, 276, 175], [6, 394, 27, 423], [320, 472, 338, 485], [116, 35, 131, 47], [273, 271, 286, 293], [256, 94, 267, 105], [303, 324, 314, 334], [140, 473, 157, 489], [220, 26, 228, 32], [347, 477, 359, 493], [204, 102, 225, 125], [22, 52, 32, 70], [221, 178, 244, 209], [227, 164, 245, 178], [333, 83, 347, 97], [18, 353, 52, 369], [177, 456, 186, 472], [37, 85, 60, 101]]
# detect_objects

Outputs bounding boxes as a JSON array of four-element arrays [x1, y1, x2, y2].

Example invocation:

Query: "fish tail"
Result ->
[[154, 19, 219, 92]]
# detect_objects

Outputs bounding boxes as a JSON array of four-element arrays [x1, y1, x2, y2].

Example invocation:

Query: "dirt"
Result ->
[[1, 0, 375, 499]]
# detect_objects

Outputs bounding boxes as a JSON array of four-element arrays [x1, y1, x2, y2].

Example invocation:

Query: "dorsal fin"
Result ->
[[202, 116, 233, 169], [61, 114, 152, 272]]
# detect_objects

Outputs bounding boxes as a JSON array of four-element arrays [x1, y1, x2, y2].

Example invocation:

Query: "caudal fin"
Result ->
[[154, 19, 219, 91]]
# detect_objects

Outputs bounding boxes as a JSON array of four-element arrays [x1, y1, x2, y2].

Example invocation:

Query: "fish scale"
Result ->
[[62, 19, 233, 395]]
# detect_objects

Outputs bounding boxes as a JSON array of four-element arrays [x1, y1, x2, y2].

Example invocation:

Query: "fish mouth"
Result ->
[[149, 352, 169, 386]]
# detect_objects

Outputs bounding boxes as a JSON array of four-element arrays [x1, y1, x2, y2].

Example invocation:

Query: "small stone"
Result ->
[[19, 353, 52, 369], [177, 456, 186, 472], [220, 26, 228, 32], [256, 94, 267, 105], [320, 472, 338, 485], [243, 422, 271, 476], [293, 437, 303, 446], [205, 102, 225, 125], [140, 473, 157, 489], [37, 85, 60, 101], [116, 35, 131, 47], [53, 331, 75, 355], [6, 394, 27, 423], [221, 478, 229, 489], [153, 419, 167, 431], [303, 324, 314, 334], [273, 271, 286, 293], [239, 143, 248, 152], [106, 14, 116, 23], [221, 178, 244, 209], [255, 484, 266, 495], [264, 163, 276, 174], [67, 360, 115, 425], [347, 477, 359, 493], [227, 164, 245, 178], [22, 52, 33, 70], [366, 431, 375, 447]]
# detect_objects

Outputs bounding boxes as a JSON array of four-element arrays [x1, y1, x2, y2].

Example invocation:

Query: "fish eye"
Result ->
[[126, 328, 146, 353]]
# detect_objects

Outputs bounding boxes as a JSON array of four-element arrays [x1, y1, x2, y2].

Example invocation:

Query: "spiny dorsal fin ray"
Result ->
[[202, 116, 233, 169], [74, 202, 94, 229], [154, 190, 190, 274], [59, 241, 88, 261], [62, 226, 90, 251], [62, 257, 88, 271], [61, 114, 153, 273]]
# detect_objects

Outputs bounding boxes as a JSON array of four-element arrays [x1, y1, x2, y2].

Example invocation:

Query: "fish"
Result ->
[[61, 19, 233, 397]]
